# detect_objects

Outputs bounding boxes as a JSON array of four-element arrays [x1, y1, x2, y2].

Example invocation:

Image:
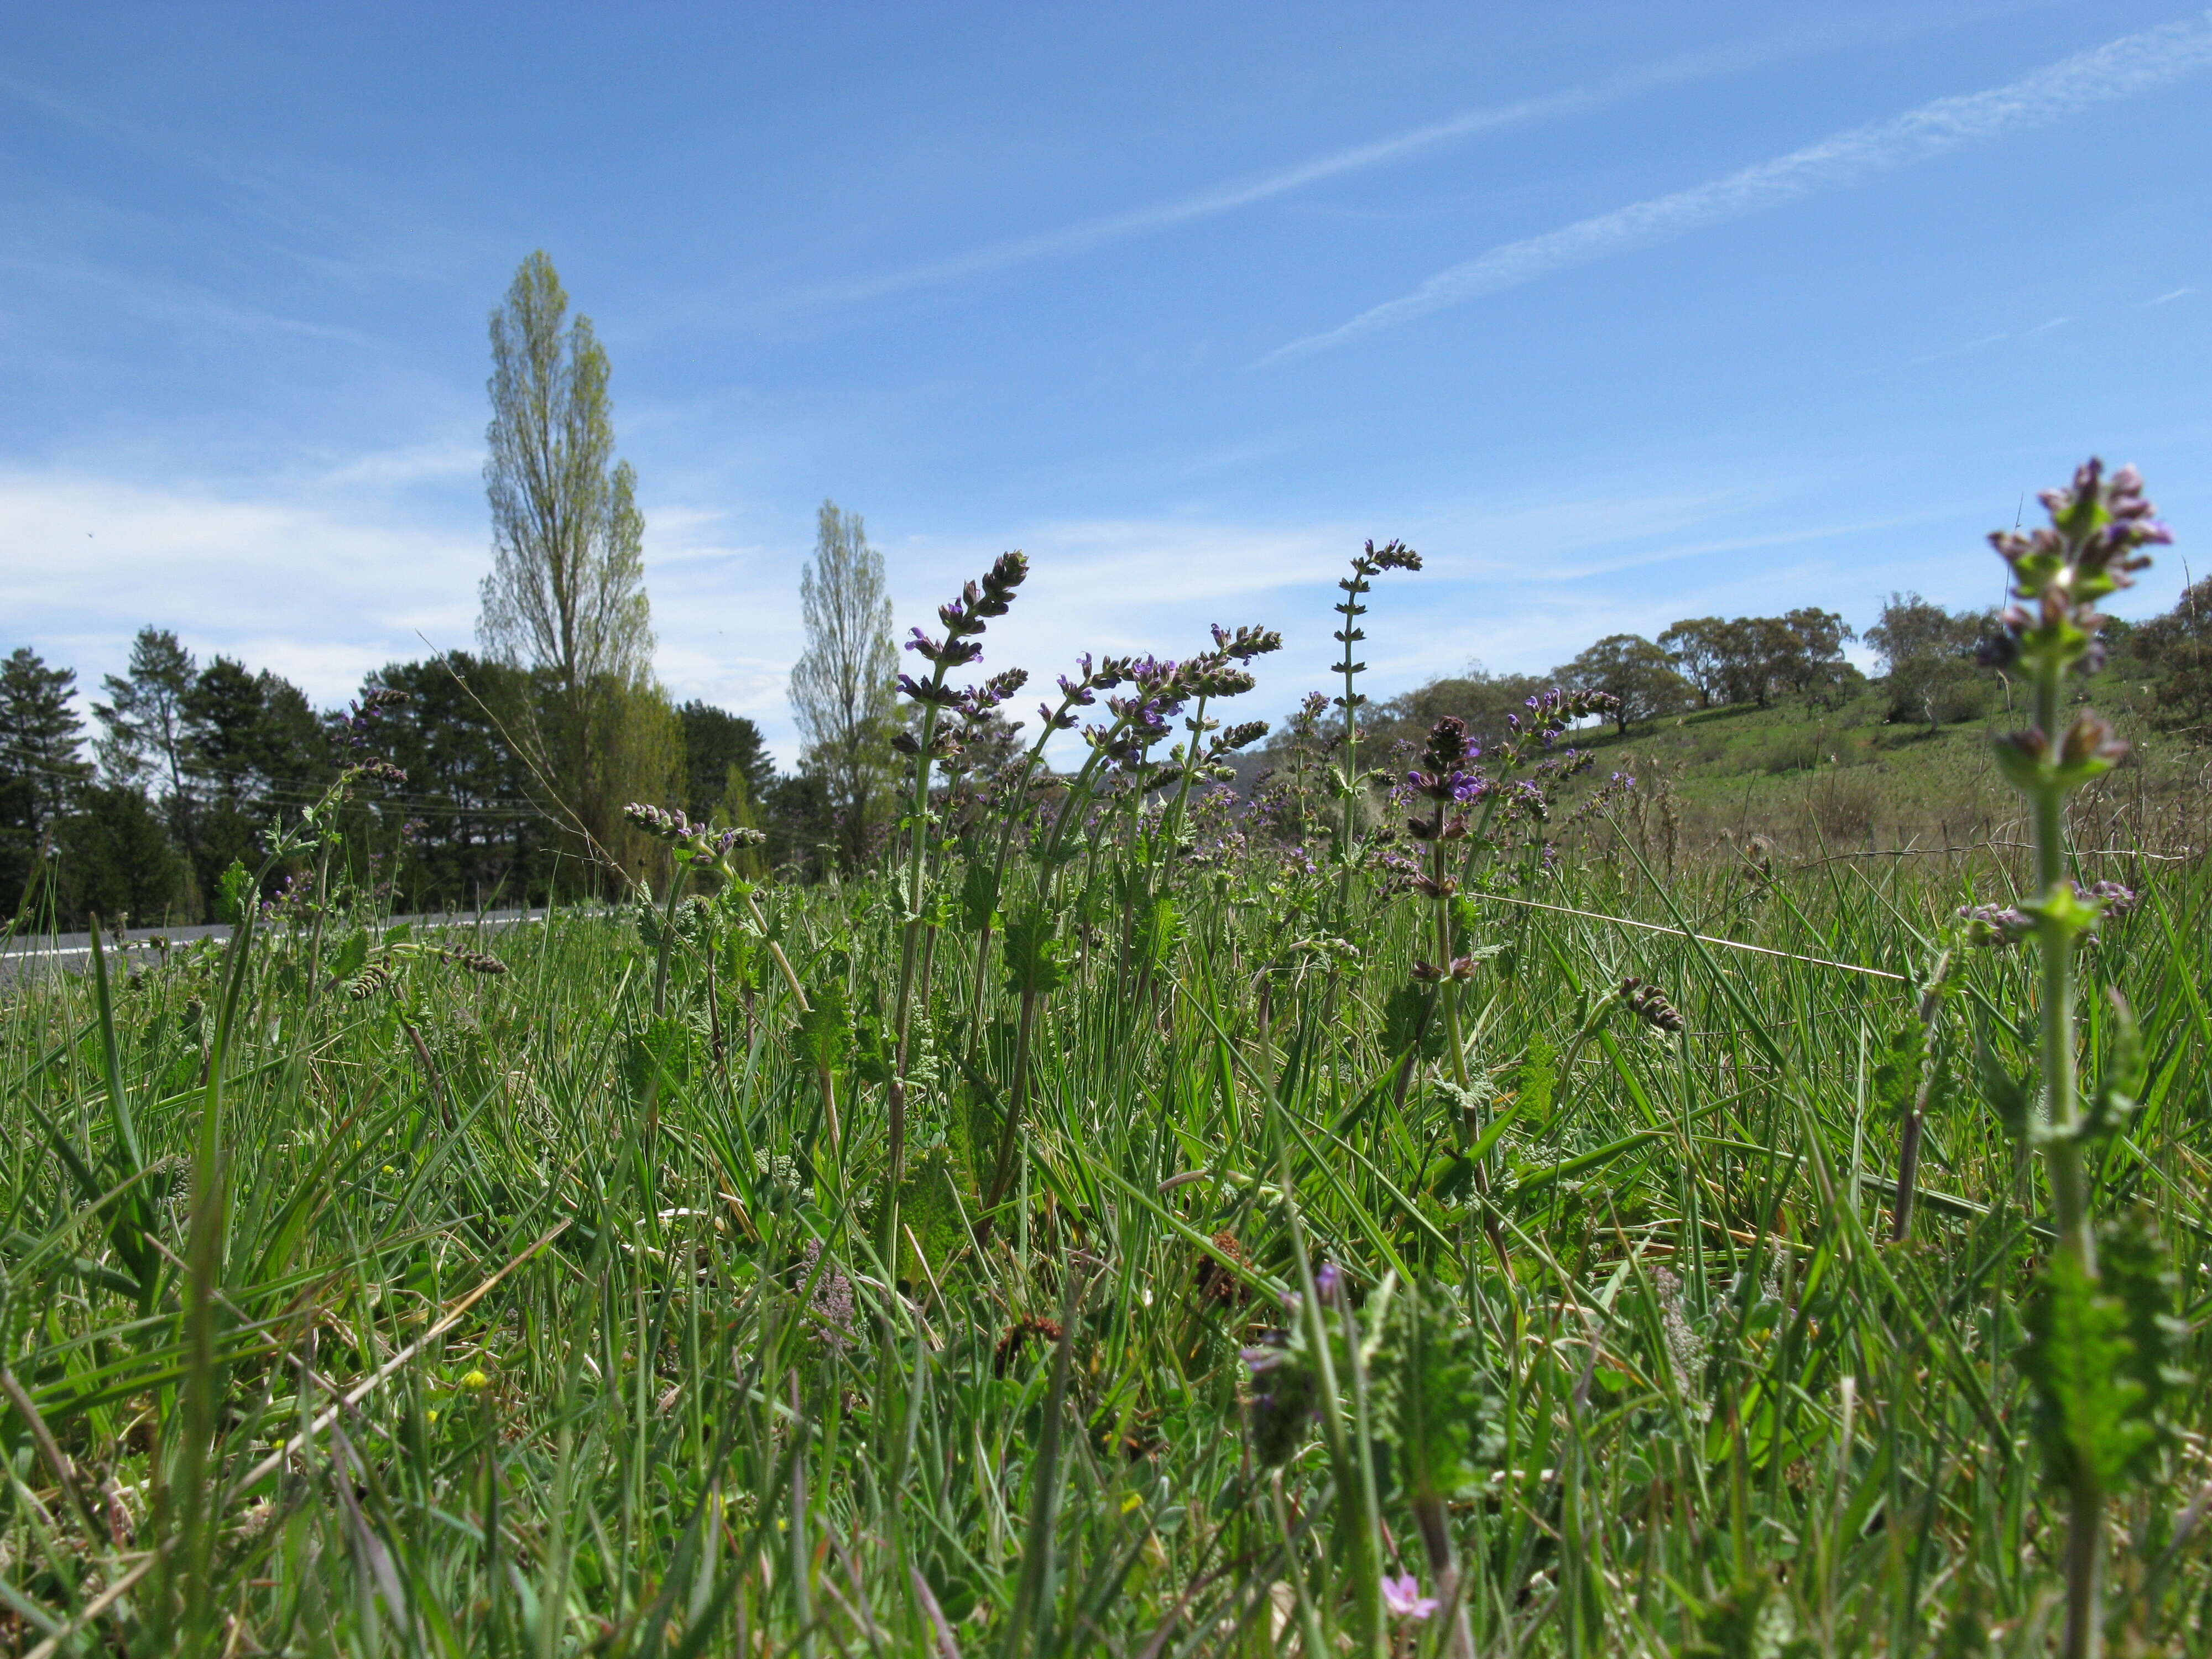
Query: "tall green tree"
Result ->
[[1866, 591, 1994, 729], [1552, 634, 1691, 734], [789, 499, 898, 868], [676, 700, 774, 825], [1658, 618, 1731, 708], [475, 250, 656, 880], [2137, 574, 2212, 736], [0, 646, 92, 914], [1775, 606, 1858, 704], [351, 653, 543, 909], [92, 626, 199, 841], [1376, 664, 1546, 750], [67, 784, 186, 930], [177, 658, 330, 905]]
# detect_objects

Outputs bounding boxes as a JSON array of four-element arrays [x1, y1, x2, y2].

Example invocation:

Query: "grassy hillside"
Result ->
[[1544, 677, 2208, 870]]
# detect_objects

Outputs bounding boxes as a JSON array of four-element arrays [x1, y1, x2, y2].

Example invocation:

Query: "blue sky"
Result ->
[[2, 2, 2206, 763]]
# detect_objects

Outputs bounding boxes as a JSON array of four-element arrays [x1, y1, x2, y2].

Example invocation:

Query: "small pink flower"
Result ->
[[1381, 1573, 1438, 1621]]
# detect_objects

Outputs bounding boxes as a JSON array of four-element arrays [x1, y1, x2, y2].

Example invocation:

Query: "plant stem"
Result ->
[[885, 677, 950, 1259], [2028, 659, 2101, 1659], [650, 853, 684, 1019]]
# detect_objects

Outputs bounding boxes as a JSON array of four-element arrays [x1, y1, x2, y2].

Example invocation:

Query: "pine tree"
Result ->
[[0, 647, 92, 914]]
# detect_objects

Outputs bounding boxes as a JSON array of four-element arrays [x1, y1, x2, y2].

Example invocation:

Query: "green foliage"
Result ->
[[958, 851, 999, 932], [2022, 1247, 2159, 1494], [6, 572, 2212, 1654], [1514, 1034, 1556, 1122], [895, 1145, 971, 1284], [1973, 1017, 2031, 1142], [791, 978, 852, 1075], [2098, 1207, 2191, 1454], [1377, 1280, 1501, 1504], [1682, 1572, 1810, 1659], [1381, 982, 1443, 1062], [213, 857, 254, 925], [623, 1014, 699, 1098], [1130, 890, 1182, 972], [328, 928, 369, 987], [2081, 988, 2146, 1142], [999, 911, 1067, 996]]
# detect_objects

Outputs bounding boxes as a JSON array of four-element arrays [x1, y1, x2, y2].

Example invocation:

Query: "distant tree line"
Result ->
[[22, 251, 2212, 924], [14, 576, 2208, 927], [0, 628, 843, 930], [1365, 584, 2208, 755]]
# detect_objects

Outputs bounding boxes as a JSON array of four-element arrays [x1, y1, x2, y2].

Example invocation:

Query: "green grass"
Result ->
[[1, 777, 2208, 1656], [1564, 685, 2208, 874]]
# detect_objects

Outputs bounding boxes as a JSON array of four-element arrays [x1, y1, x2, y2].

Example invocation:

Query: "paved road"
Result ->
[[1, 908, 549, 985]]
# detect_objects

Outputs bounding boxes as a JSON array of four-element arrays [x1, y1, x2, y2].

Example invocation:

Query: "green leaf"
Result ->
[[895, 1146, 971, 1284], [85, 932, 160, 1308], [958, 855, 999, 933], [851, 1008, 894, 1088], [330, 929, 370, 985], [1871, 1015, 1922, 1121], [1377, 1279, 1501, 1502], [1682, 1571, 1804, 1659], [1381, 983, 1443, 1063], [1973, 1021, 2030, 1142], [215, 858, 255, 926], [792, 981, 853, 1074], [2084, 988, 2147, 1142], [2022, 1250, 2154, 1493], [1001, 914, 1067, 998], [1133, 893, 1182, 971], [1515, 1036, 1556, 1125], [622, 1016, 699, 1099], [2098, 1206, 2190, 1453]]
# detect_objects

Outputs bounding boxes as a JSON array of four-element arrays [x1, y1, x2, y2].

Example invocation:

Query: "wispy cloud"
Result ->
[[1901, 331, 2011, 367], [1271, 12, 2212, 360], [780, 95, 1597, 311], [320, 442, 482, 488], [2146, 285, 2199, 304], [768, 43, 1801, 314], [0, 471, 482, 704]]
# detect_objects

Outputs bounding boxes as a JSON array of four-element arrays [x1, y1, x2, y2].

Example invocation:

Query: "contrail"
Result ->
[[771, 43, 1790, 313], [1269, 12, 2212, 361], [783, 91, 1598, 310]]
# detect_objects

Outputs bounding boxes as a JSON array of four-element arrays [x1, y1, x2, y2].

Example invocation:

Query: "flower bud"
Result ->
[[2058, 710, 2126, 769]]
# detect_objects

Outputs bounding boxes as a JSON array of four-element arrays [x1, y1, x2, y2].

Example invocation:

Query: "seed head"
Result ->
[[437, 947, 507, 975], [1210, 623, 1283, 661], [1620, 976, 1687, 1033]]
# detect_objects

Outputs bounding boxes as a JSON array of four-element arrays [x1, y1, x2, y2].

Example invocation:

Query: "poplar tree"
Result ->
[[789, 500, 898, 867], [476, 251, 657, 874]]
